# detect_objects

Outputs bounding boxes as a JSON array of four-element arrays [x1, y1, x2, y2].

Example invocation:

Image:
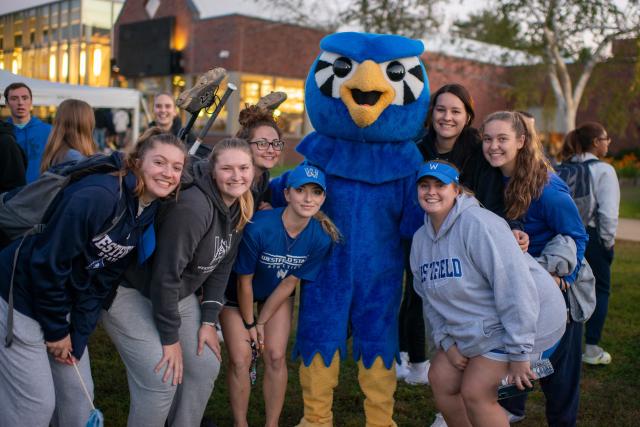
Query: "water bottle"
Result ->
[[497, 358, 554, 400]]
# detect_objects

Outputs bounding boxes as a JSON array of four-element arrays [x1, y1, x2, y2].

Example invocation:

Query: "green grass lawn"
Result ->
[[620, 184, 640, 219], [90, 241, 640, 426]]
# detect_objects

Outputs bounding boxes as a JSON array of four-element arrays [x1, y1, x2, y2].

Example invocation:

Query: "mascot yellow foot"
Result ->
[[297, 353, 397, 427]]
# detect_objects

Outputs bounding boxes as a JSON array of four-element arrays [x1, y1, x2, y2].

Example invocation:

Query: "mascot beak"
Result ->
[[340, 60, 395, 128]]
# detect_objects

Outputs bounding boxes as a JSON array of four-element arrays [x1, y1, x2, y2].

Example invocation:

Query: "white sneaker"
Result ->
[[396, 352, 410, 380], [405, 360, 430, 385], [430, 412, 447, 427], [503, 408, 526, 423], [582, 345, 612, 365]]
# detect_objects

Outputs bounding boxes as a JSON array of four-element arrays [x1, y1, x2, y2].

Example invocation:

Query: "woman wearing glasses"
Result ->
[[561, 123, 619, 366], [236, 105, 286, 210]]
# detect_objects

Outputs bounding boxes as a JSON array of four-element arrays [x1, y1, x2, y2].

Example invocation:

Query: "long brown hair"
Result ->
[[561, 121, 607, 160], [119, 127, 187, 198], [422, 84, 481, 172], [480, 111, 551, 220], [209, 137, 255, 230], [40, 99, 96, 172], [313, 211, 342, 243]]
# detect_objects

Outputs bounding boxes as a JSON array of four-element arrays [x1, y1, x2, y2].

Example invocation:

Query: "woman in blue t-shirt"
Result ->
[[220, 163, 340, 427]]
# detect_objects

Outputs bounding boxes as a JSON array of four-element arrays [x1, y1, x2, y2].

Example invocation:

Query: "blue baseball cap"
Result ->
[[287, 163, 327, 192], [416, 161, 460, 185]]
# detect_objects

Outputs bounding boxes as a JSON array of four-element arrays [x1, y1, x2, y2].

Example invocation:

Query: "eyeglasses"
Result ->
[[250, 138, 285, 151], [597, 136, 611, 143]]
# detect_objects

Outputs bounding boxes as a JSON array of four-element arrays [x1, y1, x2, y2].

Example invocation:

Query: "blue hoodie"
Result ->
[[8, 116, 52, 183], [0, 159, 157, 358]]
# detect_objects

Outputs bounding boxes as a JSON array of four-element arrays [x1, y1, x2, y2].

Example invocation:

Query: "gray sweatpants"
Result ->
[[101, 286, 220, 427], [0, 297, 94, 427]]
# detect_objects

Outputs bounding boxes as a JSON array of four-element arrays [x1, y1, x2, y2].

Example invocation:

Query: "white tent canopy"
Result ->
[[0, 70, 141, 141]]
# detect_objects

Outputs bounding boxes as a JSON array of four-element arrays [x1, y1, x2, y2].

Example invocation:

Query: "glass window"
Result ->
[[70, 25, 80, 39], [14, 34, 22, 48], [30, 31, 35, 45], [60, 26, 69, 40], [43, 29, 49, 44], [240, 74, 306, 136]]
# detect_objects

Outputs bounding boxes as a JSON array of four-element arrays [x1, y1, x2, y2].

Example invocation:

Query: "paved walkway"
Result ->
[[617, 218, 640, 242]]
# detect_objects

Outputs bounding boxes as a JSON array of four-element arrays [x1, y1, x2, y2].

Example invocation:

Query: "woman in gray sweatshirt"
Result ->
[[101, 138, 255, 426], [410, 160, 566, 427]]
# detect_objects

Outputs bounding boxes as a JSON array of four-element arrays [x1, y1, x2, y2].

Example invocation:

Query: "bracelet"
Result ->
[[242, 318, 257, 329], [202, 321, 217, 328], [256, 321, 266, 326]]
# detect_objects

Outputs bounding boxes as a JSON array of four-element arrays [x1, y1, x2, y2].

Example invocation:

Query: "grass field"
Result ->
[[89, 240, 640, 426], [620, 184, 640, 219]]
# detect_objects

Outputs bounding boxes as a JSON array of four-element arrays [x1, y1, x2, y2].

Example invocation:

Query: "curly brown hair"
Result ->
[[235, 105, 282, 141], [480, 111, 551, 220]]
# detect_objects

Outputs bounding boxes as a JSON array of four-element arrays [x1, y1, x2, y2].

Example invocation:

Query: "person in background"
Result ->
[[112, 108, 130, 150], [0, 118, 26, 193], [40, 99, 97, 172], [4, 82, 52, 183], [94, 108, 115, 152], [561, 122, 620, 365]]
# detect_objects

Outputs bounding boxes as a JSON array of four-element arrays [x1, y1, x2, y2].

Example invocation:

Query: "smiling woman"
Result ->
[[0, 128, 186, 427], [100, 138, 255, 426]]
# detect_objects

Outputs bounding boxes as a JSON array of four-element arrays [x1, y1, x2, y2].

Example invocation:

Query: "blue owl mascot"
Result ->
[[271, 32, 430, 426]]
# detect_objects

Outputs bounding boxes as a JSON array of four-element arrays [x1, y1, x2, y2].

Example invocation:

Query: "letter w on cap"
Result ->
[[429, 164, 438, 170], [304, 167, 319, 178]]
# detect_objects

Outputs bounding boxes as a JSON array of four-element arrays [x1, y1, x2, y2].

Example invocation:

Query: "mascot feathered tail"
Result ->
[[271, 32, 430, 427]]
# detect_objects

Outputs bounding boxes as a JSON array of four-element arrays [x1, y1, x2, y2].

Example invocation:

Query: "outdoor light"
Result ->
[[219, 50, 230, 58], [62, 51, 69, 80], [93, 47, 102, 77], [49, 54, 56, 80], [11, 58, 18, 74], [79, 50, 86, 78]]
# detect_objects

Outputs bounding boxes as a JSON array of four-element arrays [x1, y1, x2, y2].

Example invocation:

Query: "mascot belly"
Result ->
[[272, 32, 430, 427]]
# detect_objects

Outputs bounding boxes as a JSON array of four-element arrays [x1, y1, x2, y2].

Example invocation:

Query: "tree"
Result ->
[[453, 9, 529, 51], [496, 0, 640, 132], [253, 0, 443, 37]]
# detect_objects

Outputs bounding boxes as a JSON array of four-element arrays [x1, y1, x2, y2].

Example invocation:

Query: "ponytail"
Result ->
[[313, 210, 342, 243], [561, 122, 606, 161]]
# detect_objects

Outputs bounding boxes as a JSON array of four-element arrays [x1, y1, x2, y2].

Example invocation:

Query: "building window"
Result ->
[[14, 34, 22, 48], [240, 74, 306, 136], [30, 31, 35, 45]]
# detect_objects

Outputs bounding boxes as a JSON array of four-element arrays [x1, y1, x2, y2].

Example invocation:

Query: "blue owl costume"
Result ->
[[271, 33, 430, 427]]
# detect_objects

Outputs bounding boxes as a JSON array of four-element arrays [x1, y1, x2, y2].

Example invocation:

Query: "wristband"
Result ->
[[202, 321, 217, 328], [242, 318, 257, 329]]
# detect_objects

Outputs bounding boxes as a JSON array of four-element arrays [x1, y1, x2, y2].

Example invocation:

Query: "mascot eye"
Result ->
[[386, 61, 405, 81], [333, 57, 353, 78]]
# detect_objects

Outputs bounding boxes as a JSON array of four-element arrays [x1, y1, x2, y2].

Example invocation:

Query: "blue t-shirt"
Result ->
[[233, 207, 332, 301]]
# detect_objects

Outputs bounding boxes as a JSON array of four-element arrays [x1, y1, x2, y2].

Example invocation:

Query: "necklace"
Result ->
[[283, 228, 298, 253]]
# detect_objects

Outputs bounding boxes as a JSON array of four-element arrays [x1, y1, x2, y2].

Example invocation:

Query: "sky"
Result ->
[[193, 0, 486, 29]]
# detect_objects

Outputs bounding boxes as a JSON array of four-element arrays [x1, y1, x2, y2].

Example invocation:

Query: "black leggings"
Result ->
[[398, 239, 427, 363]]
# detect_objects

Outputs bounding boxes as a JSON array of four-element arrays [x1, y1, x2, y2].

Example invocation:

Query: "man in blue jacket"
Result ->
[[4, 82, 51, 183]]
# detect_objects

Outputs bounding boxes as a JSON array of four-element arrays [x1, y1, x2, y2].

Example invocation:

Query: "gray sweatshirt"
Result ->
[[123, 160, 242, 345], [410, 194, 566, 362]]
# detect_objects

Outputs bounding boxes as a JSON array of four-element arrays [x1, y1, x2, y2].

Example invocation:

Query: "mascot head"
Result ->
[[305, 32, 430, 143]]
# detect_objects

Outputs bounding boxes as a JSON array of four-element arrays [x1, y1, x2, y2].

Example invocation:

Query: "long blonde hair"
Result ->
[[40, 99, 96, 172], [313, 211, 342, 243], [209, 137, 255, 230], [480, 111, 551, 220]]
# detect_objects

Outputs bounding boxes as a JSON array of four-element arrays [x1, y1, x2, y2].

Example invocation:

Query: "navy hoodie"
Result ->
[[0, 159, 157, 358]]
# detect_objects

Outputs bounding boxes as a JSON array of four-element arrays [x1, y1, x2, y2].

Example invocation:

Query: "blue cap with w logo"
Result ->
[[416, 161, 459, 185], [287, 163, 327, 192]]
